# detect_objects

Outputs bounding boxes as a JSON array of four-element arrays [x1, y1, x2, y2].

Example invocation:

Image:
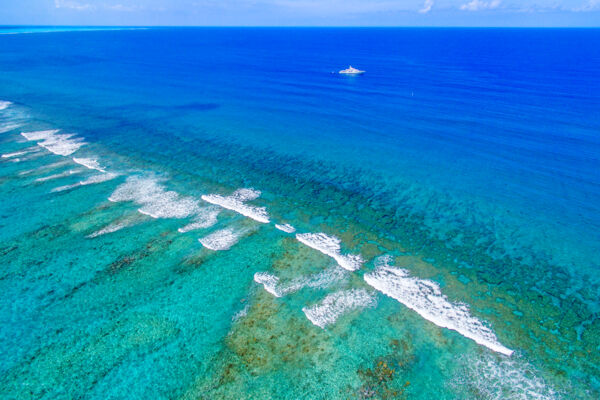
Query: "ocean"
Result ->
[[0, 27, 599, 399]]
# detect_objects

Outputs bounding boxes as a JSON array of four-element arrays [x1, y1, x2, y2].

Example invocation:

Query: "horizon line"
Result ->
[[2, 24, 600, 29]]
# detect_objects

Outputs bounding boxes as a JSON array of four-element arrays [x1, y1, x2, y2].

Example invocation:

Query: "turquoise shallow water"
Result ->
[[1, 27, 600, 399]]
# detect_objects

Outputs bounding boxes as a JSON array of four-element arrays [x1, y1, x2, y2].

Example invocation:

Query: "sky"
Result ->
[[1, 0, 599, 27]]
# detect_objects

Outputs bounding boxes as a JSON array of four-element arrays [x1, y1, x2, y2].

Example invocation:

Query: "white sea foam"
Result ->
[[52, 172, 118, 192], [303, 289, 377, 328], [198, 228, 241, 251], [87, 221, 130, 238], [40, 134, 85, 156], [6, 150, 45, 163], [108, 176, 161, 202], [232, 304, 250, 322], [364, 256, 513, 356], [254, 272, 283, 297], [35, 169, 83, 182], [0, 101, 12, 110], [21, 130, 85, 156], [21, 130, 59, 141], [138, 193, 200, 219], [232, 188, 261, 201], [19, 160, 70, 176], [453, 353, 560, 400], [81, 173, 118, 186], [109, 176, 201, 219], [177, 206, 220, 233], [72, 157, 105, 172], [0, 123, 21, 134], [52, 183, 82, 192], [201, 188, 269, 223], [295, 232, 363, 271], [2, 150, 29, 158], [275, 223, 296, 233], [2, 146, 42, 159], [254, 267, 346, 298]]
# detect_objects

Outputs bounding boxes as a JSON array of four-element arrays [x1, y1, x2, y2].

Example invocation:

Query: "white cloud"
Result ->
[[107, 4, 140, 12], [573, 0, 600, 11], [419, 0, 434, 13], [54, 0, 141, 12], [54, 0, 96, 11], [460, 0, 501, 11], [269, 1, 416, 14]]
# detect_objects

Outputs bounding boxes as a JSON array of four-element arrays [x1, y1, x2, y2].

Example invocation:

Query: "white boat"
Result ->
[[339, 66, 365, 75]]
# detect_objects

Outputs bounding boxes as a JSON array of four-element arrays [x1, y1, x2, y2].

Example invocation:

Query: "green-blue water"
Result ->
[[1, 27, 599, 399]]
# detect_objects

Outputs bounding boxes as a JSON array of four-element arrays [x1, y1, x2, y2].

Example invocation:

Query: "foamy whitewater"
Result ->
[[35, 169, 83, 182], [6, 150, 46, 163], [20, 130, 59, 141], [364, 256, 513, 356], [201, 188, 269, 223], [296, 233, 364, 271], [87, 221, 131, 238], [198, 228, 242, 251], [109, 176, 201, 219], [19, 160, 71, 176], [2, 150, 31, 158], [453, 353, 560, 400], [178, 206, 220, 233], [275, 223, 296, 233], [254, 267, 346, 298], [302, 289, 377, 328], [0, 123, 21, 133], [1, 28, 597, 399], [232, 304, 250, 322], [72, 157, 105, 172], [52, 172, 118, 192], [21, 130, 85, 157]]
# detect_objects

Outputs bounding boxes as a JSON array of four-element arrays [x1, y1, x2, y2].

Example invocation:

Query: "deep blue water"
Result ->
[[0, 27, 599, 399]]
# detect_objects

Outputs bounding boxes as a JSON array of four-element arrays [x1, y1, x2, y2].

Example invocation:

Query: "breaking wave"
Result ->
[[296, 232, 363, 271], [201, 188, 269, 223], [303, 289, 377, 328], [364, 256, 513, 356]]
